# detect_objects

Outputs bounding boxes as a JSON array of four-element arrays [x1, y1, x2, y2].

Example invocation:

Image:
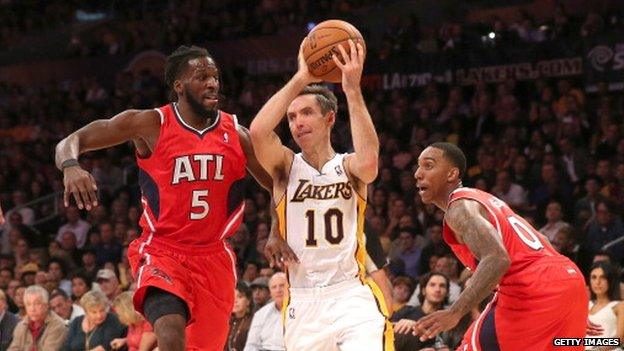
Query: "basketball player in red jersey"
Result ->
[[410, 142, 588, 350], [54, 46, 290, 351]]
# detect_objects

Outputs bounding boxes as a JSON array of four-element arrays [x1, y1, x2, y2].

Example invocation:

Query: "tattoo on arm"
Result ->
[[445, 199, 511, 317]]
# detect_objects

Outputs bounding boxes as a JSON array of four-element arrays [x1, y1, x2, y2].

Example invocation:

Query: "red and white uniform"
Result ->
[[444, 188, 587, 351], [128, 102, 246, 350]]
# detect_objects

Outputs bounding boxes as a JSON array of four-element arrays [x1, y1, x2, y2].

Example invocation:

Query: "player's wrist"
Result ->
[[61, 158, 81, 172]]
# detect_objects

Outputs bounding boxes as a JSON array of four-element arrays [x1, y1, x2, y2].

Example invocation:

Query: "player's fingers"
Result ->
[[71, 188, 84, 209], [331, 52, 345, 69], [356, 42, 365, 64], [284, 246, 300, 263], [79, 188, 92, 211], [336, 43, 349, 65], [347, 39, 357, 61], [63, 188, 70, 208]]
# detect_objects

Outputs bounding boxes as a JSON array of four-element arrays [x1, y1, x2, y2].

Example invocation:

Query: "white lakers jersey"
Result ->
[[276, 153, 368, 289]]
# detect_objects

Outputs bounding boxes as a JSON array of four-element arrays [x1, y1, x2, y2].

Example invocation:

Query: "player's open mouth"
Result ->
[[297, 131, 311, 138], [417, 186, 428, 195]]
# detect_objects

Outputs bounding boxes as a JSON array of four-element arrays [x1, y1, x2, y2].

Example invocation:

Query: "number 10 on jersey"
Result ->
[[305, 208, 345, 246]]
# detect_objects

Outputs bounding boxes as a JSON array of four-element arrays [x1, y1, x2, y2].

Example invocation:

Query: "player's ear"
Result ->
[[326, 110, 336, 128], [448, 167, 459, 183], [173, 80, 183, 96]]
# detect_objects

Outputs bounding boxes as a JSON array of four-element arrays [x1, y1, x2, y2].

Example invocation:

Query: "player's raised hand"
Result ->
[[264, 233, 299, 269], [412, 309, 462, 342], [586, 319, 604, 336], [296, 39, 322, 85], [63, 165, 98, 211], [332, 39, 364, 93]]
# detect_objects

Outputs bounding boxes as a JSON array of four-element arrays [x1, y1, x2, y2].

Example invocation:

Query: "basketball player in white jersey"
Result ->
[[249, 40, 394, 351]]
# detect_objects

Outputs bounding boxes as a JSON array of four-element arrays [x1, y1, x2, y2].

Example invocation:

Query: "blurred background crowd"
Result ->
[[0, 0, 623, 350]]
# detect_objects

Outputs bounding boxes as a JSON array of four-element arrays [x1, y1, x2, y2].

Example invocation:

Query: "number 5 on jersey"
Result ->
[[191, 190, 209, 219]]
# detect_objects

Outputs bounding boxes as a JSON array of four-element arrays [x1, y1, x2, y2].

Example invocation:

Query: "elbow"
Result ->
[[495, 254, 511, 272], [359, 157, 379, 183], [249, 120, 268, 142]]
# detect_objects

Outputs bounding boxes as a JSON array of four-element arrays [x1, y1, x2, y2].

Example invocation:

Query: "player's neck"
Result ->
[[176, 100, 217, 130], [437, 182, 462, 212], [301, 142, 335, 172]]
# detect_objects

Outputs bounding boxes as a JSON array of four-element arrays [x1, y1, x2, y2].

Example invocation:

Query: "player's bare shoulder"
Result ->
[[445, 199, 481, 231]]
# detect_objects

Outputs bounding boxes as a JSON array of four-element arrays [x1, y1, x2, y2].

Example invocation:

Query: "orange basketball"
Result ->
[[302, 20, 366, 83]]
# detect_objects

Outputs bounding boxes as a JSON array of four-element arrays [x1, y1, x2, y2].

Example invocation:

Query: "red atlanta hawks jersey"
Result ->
[[442, 187, 578, 296], [136, 103, 247, 250]]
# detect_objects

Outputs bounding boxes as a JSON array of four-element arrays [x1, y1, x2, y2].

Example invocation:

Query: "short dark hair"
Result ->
[[50, 289, 70, 301], [299, 85, 338, 115], [589, 261, 621, 301], [430, 142, 467, 180], [164, 45, 214, 99]]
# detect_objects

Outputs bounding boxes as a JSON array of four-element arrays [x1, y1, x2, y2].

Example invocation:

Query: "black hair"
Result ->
[[47, 258, 67, 278], [50, 289, 70, 300], [299, 85, 338, 115], [589, 261, 621, 301], [430, 142, 467, 180], [164, 45, 214, 101]]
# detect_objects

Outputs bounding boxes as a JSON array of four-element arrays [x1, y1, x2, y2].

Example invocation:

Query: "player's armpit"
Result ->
[[444, 199, 511, 317], [237, 125, 273, 191]]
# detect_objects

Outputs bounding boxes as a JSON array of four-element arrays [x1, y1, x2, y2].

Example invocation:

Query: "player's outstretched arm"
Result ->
[[334, 40, 379, 184], [249, 40, 320, 177], [413, 199, 510, 341], [55, 109, 159, 210]]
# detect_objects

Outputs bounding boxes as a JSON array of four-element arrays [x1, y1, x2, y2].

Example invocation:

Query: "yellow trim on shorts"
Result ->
[[355, 197, 395, 350]]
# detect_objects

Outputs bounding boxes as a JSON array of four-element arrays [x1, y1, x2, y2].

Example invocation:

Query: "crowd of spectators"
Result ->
[[0, 1, 623, 350]]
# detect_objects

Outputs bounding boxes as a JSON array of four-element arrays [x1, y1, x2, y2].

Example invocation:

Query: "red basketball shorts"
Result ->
[[128, 238, 237, 351], [457, 263, 588, 351]]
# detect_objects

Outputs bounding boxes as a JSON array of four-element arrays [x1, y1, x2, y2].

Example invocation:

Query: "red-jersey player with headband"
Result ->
[[408, 142, 588, 351], [54, 45, 293, 351]]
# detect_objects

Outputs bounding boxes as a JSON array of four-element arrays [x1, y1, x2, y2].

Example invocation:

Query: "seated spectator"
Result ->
[[432, 255, 461, 304], [19, 263, 38, 286], [110, 291, 156, 351], [74, 250, 98, 281], [70, 273, 92, 305], [249, 277, 270, 313], [391, 277, 415, 314], [95, 269, 121, 303], [63, 290, 126, 350], [8, 285, 67, 350], [552, 226, 579, 262], [242, 262, 260, 286], [48, 259, 72, 296], [586, 261, 623, 346], [226, 283, 254, 351], [583, 200, 624, 264], [13, 287, 26, 319], [538, 200, 570, 242], [0, 290, 19, 351], [49, 290, 85, 325], [55, 206, 91, 249], [491, 170, 528, 212], [574, 176, 607, 229], [393, 272, 450, 351], [396, 228, 422, 279], [244, 272, 287, 351]]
